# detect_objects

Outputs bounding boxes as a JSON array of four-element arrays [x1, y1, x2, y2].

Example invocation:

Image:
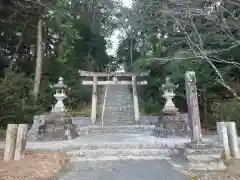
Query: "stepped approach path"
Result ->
[[57, 93, 190, 179], [51, 134, 217, 180], [57, 71, 189, 180], [53, 134, 191, 180]]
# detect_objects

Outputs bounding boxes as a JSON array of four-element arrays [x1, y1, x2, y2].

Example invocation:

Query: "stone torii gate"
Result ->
[[79, 70, 147, 124]]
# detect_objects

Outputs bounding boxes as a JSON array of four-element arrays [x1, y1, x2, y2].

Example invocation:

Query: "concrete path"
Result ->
[[57, 160, 187, 180], [51, 134, 192, 180], [0, 133, 220, 151]]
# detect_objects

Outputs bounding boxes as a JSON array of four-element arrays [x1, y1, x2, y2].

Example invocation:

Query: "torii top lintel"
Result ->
[[78, 70, 147, 77]]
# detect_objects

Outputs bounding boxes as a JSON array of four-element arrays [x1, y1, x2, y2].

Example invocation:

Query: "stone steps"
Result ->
[[24, 140, 179, 152], [183, 143, 227, 172], [97, 124, 135, 127], [187, 161, 227, 172], [66, 141, 176, 161], [98, 119, 134, 122], [76, 125, 155, 135], [99, 118, 135, 125], [101, 108, 134, 111], [70, 156, 171, 162], [185, 153, 222, 163], [96, 119, 134, 121], [97, 85, 134, 125], [66, 143, 174, 150], [185, 148, 222, 155], [76, 125, 155, 129], [99, 122, 135, 126], [67, 148, 172, 158]]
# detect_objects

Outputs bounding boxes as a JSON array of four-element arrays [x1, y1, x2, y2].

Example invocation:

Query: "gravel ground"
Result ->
[[0, 151, 69, 180]]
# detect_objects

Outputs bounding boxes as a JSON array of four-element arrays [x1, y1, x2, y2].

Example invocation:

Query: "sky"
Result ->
[[106, 0, 133, 57], [122, 0, 132, 8]]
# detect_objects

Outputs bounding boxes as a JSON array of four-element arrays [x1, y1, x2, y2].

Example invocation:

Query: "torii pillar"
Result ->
[[132, 76, 140, 123], [91, 75, 97, 123]]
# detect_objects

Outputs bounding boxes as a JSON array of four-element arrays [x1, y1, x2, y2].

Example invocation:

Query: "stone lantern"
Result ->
[[27, 77, 79, 141], [162, 76, 178, 114], [155, 76, 186, 137], [52, 77, 67, 113]]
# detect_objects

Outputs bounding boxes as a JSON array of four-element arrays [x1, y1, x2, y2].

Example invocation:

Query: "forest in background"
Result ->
[[0, 0, 121, 128], [117, 0, 240, 130], [1, 0, 240, 131]]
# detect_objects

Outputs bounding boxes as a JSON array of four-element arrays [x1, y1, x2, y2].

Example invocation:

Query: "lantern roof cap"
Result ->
[[53, 77, 67, 89], [162, 76, 178, 89]]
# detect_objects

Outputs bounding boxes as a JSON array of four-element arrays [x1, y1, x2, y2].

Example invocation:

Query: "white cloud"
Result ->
[[122, 0, 132, 8]]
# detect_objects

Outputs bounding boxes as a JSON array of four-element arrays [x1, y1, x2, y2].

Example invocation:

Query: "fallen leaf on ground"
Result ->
[[0, 151, 69, 180]]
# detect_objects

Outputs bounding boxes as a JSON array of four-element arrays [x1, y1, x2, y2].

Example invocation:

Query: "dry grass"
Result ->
[[0, 151, 69, 180], [190, 174, 240, 180]]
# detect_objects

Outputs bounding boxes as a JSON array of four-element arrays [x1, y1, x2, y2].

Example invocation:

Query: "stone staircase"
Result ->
[[67, 82, 178, 162], [76, 125, 155, 136], [184, 143, 227, 171], [24, 134, 181, 161], [73, 84, 156, 135], [96, 85, 135, 126], [66, 142, 177, 161]]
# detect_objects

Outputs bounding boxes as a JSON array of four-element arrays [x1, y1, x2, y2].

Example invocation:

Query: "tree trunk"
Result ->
[[130, 33, 133, 67], [33, 19, 43, 102]]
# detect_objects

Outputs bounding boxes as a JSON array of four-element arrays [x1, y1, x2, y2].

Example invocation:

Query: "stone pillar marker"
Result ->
[[91, 75, 97, 123], [217, 122, 231, 160], [185, 71, 202, 143], [14, 124, 28, 160], [226, 121, 240, 159], [132, 75, 140, 123], [184, 72, 227, 171], [3, 124, 18, 161]]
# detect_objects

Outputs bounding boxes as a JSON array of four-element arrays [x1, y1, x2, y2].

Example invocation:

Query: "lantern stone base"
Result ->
[[161, 113, 183, 129], [154, 111, 187, 137], [28, 112, 78, 141]]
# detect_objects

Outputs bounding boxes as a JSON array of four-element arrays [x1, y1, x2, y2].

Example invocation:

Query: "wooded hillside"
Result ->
[[116, 0, 240, 130], [0, 0, 120, 128], [1, 0, 240, 131]]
